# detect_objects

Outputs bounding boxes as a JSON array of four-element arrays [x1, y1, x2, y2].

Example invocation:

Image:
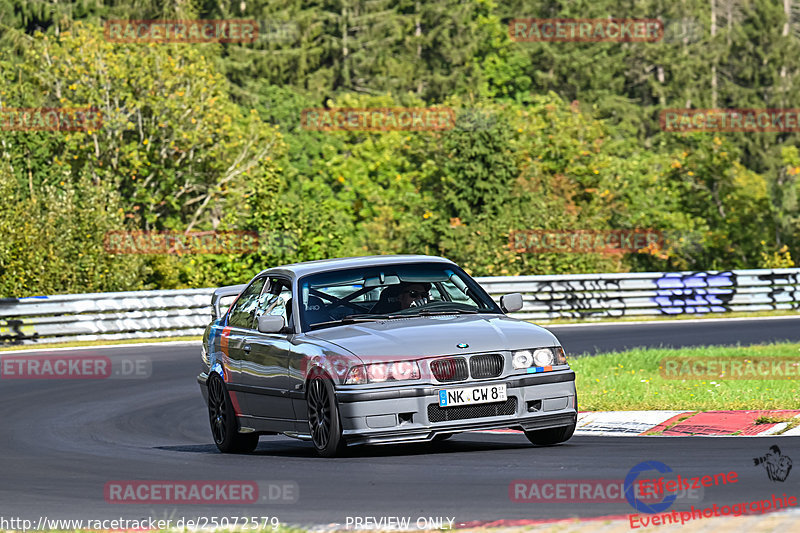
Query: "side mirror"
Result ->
[[500, 293, 524, 313], [257, 315, 286, 334]]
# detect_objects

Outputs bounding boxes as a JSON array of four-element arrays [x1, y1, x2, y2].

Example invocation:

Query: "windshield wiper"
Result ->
[[308, 314, 403, 330], [342, 313, 405, 320], [409, 309, 480, 316]]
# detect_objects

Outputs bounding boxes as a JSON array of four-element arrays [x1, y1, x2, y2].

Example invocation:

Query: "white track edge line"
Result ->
[[543, 315, 800, 328], [0, 340, 201, 354]]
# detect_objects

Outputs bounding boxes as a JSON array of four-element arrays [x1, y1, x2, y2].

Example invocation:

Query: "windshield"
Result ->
[[298, 262, 501, 330]]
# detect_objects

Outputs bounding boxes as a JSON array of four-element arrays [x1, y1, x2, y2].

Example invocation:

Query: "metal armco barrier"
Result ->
[[478, 268, 800, 320], [0, 289, 213, 346], [1, 268, 798, 345]]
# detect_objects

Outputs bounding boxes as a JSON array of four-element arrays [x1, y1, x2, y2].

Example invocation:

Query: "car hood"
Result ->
[[305, 314, 560, 360]]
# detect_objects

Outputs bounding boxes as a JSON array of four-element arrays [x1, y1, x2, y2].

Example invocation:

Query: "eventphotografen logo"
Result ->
[[509, 18, 663, 42], [625, 461, 677, 514], [104, 19, 258, 43], [753, 446, 793, 482], [629, 494, 797, 529], [625, 461, 737, 515]]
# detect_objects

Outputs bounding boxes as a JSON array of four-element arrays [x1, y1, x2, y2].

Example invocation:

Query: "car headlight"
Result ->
[[512, 347, 567, 370], [533, 348, 554, 367], [344, 361, 421, 384], [512, 350, 534, 369]]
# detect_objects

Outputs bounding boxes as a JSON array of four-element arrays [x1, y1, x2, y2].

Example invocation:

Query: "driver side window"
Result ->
[[227, 277, 266, 329], [256, 279, 293, 331]]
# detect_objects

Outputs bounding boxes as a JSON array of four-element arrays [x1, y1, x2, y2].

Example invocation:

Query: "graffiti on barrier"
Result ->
[[0, 318, 39, 345], [757, 272, 800, 310], [653, 271, 736, 314], [530, 278, 627, 318]]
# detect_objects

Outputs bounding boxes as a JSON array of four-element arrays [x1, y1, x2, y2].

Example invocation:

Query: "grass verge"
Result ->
[[571, 342, 800, 411]]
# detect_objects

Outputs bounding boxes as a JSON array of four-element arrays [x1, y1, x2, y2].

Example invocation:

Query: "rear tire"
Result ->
[[307, 373, 347, 457], [524, 423, 575, 446], [207, 374, 259, 453]]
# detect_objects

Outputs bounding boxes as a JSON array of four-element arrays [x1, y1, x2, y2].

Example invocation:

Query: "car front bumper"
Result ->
[[334, 371, 577, 445]]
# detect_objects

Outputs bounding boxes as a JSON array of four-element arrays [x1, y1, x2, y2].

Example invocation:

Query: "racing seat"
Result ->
[[303, 295, 331, 325], [371, 285, 403, 314]]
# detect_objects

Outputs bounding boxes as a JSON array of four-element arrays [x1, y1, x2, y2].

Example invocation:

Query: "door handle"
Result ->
[[243, 344, 251, 354]]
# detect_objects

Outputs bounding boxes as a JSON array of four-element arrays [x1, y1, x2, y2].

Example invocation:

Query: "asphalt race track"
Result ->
[[550, 316, 800, 355], [2, 317, 799, 528]]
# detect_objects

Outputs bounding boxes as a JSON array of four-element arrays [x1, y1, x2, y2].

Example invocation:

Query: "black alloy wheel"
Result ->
[[307, 374, 346, 457], [207, 374, 258, 453]]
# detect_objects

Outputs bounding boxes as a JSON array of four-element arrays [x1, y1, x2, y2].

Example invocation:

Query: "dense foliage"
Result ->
[[0, 0, 797, 296]]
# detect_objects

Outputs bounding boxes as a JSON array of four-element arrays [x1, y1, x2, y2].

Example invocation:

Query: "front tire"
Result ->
[[207, 374, 258, 453], [307, 374, 346, 457], [524, 423, 575, 446]]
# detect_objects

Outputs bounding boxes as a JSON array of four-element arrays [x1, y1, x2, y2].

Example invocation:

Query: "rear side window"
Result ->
[[227, 277, 266, 329]]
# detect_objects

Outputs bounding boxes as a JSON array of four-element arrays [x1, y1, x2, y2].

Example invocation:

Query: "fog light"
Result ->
[[527, 399, 542, 412]]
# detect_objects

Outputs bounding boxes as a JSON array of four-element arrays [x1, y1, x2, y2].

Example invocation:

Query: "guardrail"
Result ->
[[1, 268, 798, 345], [479, 268, 800, 320]]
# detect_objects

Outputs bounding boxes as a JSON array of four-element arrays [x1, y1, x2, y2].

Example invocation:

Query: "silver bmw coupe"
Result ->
[[198, 255, 577, 457]]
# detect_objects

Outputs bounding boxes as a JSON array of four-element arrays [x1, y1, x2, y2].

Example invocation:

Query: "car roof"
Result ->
[[257, 254, 456, 280]]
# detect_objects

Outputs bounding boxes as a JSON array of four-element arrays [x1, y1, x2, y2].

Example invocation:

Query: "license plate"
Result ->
[[438, 384, 507, 407]]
